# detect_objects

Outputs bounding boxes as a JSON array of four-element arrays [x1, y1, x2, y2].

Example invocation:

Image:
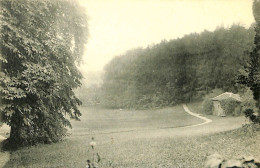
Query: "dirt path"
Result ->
[[182, 104, 212, 127]]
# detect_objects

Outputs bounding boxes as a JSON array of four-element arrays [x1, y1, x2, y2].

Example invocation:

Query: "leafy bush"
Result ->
[[219, 98, 241, 116], [240, 88, 260, 124], [244, 109, 260, 124], [240, 88, 258, 112], [201, 89, 224, 115], [202, 99, 213, 115]]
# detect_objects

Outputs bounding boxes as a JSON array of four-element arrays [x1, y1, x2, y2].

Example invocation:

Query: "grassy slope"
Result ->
[[1, 104, 260, 168], [186, 101, 203, 114], [72, 105, 202, 134]]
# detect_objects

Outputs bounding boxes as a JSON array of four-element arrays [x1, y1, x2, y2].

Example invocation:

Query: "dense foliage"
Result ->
[[201, 89, 223, 115], [219, 99, 241, 116], [76, 84, 102, 106], [74, 72, 103, 106], [238, 0, 260, 124], [0, 0, 88, 146], [101, 25, 255, 109]]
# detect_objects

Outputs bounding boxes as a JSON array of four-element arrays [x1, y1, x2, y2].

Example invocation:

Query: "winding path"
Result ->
[[80, 105, 246, 146], [0, 105, 246, 167], [182, 104, 212, 128]]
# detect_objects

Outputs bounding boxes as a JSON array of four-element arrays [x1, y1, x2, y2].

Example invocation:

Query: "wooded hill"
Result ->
[[100, 25, 255, 109]]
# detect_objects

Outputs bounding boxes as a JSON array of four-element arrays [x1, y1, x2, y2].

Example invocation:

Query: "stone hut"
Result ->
[[211, 92, 241, 116]]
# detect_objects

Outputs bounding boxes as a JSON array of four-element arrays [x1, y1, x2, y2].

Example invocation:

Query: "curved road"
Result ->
[[182, 104, 212, 127]]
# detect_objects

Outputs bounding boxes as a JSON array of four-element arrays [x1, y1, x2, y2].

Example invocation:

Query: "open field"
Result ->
[[1, 104, 259, 168], [71, 105, 202, 134]]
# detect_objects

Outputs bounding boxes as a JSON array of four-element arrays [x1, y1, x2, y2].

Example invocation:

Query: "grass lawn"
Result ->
[[71, 105, 202, 134], [186, 101, 203, 114], [1, 104, 260, 168]]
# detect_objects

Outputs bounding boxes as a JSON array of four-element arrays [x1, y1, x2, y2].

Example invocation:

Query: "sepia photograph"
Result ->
[[0, 0, 260, 167]]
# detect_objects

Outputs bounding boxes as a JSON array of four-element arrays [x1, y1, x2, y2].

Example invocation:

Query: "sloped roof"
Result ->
[[211, 92, 241, 102]]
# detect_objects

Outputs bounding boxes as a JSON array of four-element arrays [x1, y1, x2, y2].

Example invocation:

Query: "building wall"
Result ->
[[213, 101, 225, 116]]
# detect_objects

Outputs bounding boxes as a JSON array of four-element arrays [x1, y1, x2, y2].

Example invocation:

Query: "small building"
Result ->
[[211, 92, 241, 116]]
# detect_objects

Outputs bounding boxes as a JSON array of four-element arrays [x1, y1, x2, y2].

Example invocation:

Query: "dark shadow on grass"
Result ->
[[0, 140, 11, 168], [2, 147, 26, 168], [1, 147, 19, 168], [1, 138, 72, 168], [1, 138, 47, 168], [1, 138, 21, 152]]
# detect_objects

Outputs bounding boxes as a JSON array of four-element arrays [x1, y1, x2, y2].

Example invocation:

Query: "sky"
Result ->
[[78, 0, 255, 76]]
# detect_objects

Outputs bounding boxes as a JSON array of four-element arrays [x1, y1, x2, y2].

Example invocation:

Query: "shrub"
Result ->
[[201, 89, 224, 115], [240, 88, 260, 124], [240, 88, 258, 112], [202, 98, 213, 115], [244, 109, 260, 124], [219, 98, 241, 116]]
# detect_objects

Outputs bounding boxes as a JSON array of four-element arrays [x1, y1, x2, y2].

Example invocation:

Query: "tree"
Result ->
[[237, 0, 260, 123], [0, 0, 88, 147], [101, 24, 253, 109]]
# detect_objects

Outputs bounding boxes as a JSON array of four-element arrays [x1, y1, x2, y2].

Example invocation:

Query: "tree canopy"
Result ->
[[0, 0, 88, 147], [237, 0, 260, 124], [101, 25, 255, 109]]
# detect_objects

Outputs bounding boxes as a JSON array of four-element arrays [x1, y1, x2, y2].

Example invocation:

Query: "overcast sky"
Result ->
[[78, 0, 254, 75]]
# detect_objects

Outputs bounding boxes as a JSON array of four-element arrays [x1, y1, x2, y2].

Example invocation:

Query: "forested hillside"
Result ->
[[101, 25, 255, 109]]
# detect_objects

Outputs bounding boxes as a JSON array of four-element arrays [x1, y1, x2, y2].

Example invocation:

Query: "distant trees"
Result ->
[[0, 0, 88, 147], [76, 84, 102, 106], [101, 25, 254, 109], [237, 0, 260, 124]]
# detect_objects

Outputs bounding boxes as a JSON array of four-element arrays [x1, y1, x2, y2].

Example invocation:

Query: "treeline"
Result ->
[[74, 71, 103, 106], [100, 25, 255, 109]]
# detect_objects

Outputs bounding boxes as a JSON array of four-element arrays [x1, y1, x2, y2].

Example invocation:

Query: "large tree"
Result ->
[[238, 0, 260, 107], [237, 0, 260, 123], [0, 0, 88, 147]]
